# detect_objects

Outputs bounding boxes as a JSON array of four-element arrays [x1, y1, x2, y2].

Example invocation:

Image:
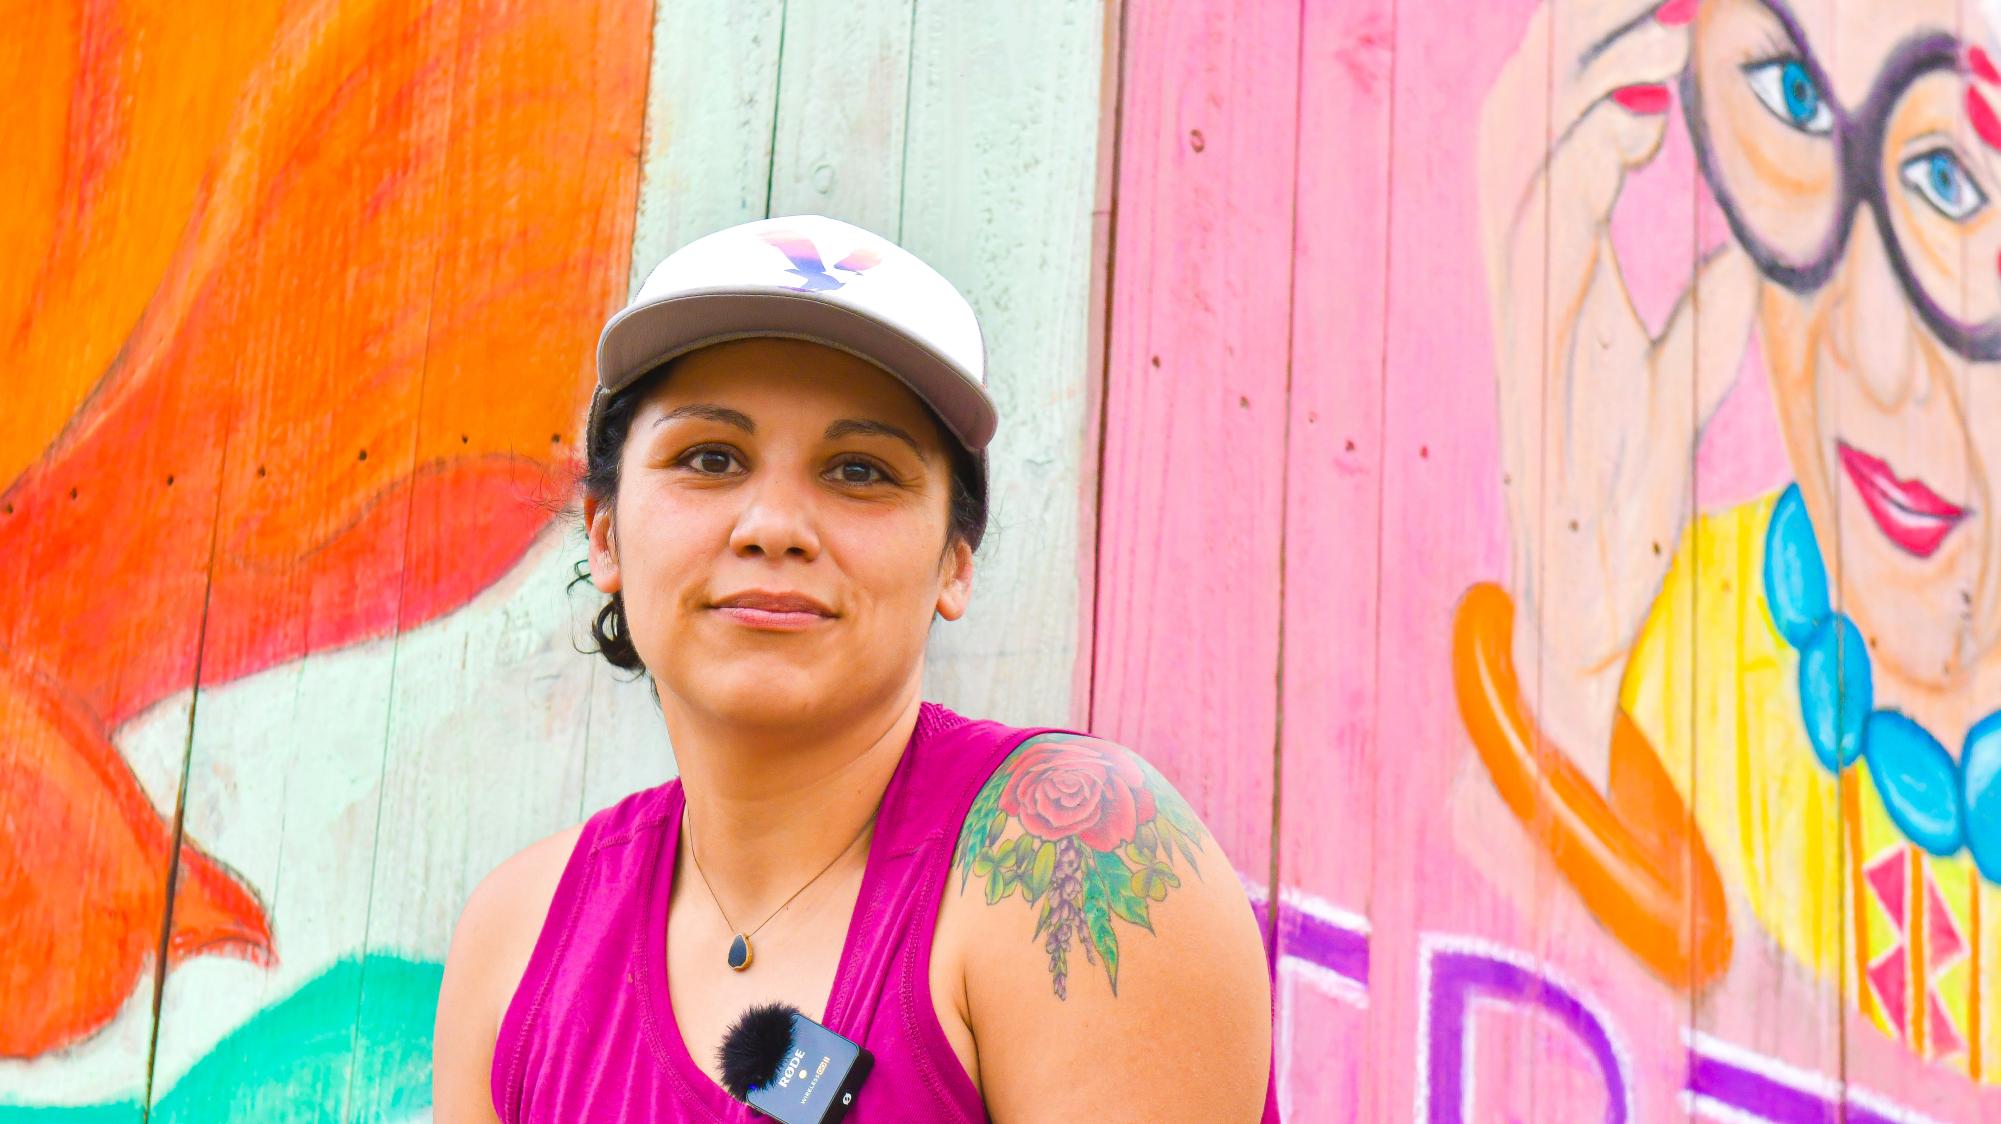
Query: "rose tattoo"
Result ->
[[953, 735, 1206, 999]]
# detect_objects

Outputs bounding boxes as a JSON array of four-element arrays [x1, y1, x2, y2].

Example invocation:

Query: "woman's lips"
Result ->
[[1837, 442, 1969, 559], [713, 606, 831, 630]]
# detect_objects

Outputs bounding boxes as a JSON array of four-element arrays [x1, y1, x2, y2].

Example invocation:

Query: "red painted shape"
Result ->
[[0, 652, 272, 1058], [1968, 87, 2001, 151], [1654, 0, 1698, 27], [1869, 947, 1912, 1034], [1866, 848, 1907, 915], [1931, 994, 1967, 1060], [1971, 46, 2001, 86], [0, 0, 647, 1059], [1927, 878, 1965, 968], [1612, 84, 1673, 116]]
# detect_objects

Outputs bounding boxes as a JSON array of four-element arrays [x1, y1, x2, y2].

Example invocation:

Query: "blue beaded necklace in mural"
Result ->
[[1763, 484, 2001, 884]]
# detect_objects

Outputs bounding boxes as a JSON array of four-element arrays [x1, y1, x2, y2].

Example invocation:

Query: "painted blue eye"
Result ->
[[1899, 148, 1988, 222], [1744, 58, 1835, 135]]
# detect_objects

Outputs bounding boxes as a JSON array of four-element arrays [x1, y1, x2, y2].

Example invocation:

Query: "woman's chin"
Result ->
[[670, 669, 864, 727]]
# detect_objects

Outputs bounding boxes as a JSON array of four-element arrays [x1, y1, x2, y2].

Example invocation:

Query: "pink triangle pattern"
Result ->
[[1868, 947, 1911, 1036], [1930, 993, 1967, 1061], [1922, 873, 1968, 1061], [1926, 879, 1965, 970], [1865, 850, 1906, 919], [1861, 848, 1910, 1037], [1860, 845, 1971, 1060]]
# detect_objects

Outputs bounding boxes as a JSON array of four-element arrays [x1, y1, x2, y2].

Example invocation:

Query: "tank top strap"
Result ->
[[821, 702, 1082, 1041]]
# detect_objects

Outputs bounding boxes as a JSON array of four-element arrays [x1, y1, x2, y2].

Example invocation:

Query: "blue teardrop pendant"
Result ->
[[728, 933, 753, 971]]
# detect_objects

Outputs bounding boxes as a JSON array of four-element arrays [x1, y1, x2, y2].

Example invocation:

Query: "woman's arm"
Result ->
[[944, 735, 1271, 1122], [433, 825, 582, 1123]]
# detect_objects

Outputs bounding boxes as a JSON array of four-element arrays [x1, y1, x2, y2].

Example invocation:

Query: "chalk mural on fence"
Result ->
[[1, 0, 645, 1111], [20, 0, 2001, 1119], [1461, 0, 2001, 1083], [1100, 0, 2001, 1119]]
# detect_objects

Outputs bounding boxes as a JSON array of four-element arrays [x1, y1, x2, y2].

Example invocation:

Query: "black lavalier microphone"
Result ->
[[719, 1002, 873, 1123]]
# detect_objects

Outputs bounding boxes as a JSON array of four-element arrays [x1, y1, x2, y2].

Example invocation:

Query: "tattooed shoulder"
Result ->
[[950, 734, 1210, 1000]]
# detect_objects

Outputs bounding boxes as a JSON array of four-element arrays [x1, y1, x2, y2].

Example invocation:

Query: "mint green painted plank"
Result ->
[[766, 0, 917, 233], [900, 0, 1104, 727], [626, 1, 786, 292]]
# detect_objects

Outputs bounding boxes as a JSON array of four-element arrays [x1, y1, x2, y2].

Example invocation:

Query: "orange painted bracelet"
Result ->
[[1451, 582, 1733, 991]]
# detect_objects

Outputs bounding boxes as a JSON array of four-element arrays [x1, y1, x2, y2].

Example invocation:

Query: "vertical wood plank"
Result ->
[[900, 0, 1105, 727], [625, 1, 786, 290], [1075, 0, 1129, 731], [766, 0, 916, 233], [1273, 0, 1393, 1116], [1842, 0, 1988, 1112], [1089, 0, 1301, 922]]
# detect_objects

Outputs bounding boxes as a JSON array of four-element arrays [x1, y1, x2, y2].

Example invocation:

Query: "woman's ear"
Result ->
[[934, 538, 974, 621], [584, 491, 622, 594]]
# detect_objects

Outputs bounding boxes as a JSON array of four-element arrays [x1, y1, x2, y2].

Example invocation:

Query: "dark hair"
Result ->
[[570, 357, 989, 671]]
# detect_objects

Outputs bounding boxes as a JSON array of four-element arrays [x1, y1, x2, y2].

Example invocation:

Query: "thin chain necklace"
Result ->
[[684, 804, 881, 971]]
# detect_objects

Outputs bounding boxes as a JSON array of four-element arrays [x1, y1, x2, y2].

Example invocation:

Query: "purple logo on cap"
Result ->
[[759, 230, 882, 292]]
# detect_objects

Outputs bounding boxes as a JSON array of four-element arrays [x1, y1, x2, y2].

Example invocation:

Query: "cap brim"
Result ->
[[597, 289, 997, 451]]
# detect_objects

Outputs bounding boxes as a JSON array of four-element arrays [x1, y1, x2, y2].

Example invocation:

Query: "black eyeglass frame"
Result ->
[[1680, 1, 1996, 360]]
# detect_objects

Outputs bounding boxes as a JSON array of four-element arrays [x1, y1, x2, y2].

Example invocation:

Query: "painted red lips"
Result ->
[[1837, 442, 1970, 559]]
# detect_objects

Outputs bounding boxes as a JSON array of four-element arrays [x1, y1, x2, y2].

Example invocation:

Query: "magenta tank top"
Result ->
[[490, 700, 1282, 1121]]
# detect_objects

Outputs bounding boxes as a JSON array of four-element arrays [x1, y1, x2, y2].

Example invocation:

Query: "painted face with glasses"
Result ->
[[1696, 0, 2001, 696], [1472, 0, 2001, 1053]]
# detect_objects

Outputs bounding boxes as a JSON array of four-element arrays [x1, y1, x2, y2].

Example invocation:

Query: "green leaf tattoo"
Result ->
[[952, 735, 1206, 999]]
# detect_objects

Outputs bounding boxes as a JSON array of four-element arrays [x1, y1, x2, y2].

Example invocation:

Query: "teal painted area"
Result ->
[[0, 954, 439, 1123]]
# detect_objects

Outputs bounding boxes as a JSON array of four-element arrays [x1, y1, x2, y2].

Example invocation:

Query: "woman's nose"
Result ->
[[727, 471, 822, 561], [1828, 210, 1926, 410]]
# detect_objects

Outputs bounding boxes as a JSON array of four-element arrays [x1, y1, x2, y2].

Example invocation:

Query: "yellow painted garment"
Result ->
[[1620, 491, 2001, 1080]]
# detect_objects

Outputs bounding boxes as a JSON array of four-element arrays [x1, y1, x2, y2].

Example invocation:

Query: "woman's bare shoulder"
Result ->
[[433, 822, 588, 1120], [450, 822, 588, 999], [938, 734, 1272, 1120]]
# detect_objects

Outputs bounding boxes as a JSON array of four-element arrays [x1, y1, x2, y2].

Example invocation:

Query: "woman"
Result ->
[[1460, 0, 2001, 1082], [432, 215, 1278, 1120]]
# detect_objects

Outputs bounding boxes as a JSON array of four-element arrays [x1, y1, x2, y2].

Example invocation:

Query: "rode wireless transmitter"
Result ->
[[719, 1002, 873, 1123]]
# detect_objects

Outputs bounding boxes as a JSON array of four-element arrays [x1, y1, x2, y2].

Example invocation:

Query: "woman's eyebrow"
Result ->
[[825, 418, 925, 458], [653, 404, 755, 432]]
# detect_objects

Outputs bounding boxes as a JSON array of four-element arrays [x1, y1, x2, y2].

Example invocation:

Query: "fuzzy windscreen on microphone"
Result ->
[[718, 1001, 801, 1100]]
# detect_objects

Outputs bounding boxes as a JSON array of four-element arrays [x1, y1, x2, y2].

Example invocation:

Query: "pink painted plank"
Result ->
[[1272, 0, 1393, 1116], [1089, 0, 1302, 911], [1362, 0, 1693, 1117]]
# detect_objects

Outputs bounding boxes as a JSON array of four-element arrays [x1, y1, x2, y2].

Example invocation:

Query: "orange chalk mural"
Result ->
[[0, 0, 646, 1080]]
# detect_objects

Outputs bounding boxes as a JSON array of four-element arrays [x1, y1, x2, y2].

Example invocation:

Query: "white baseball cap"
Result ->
[[592, 215, 997, 465]]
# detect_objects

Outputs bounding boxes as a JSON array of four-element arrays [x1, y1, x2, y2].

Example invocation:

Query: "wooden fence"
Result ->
[[6, 1, 1999, 1120]]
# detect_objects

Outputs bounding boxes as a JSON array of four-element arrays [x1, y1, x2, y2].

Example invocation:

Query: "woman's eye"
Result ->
[[1744, 58, 1834, 135], [1899, 148, 1988, 222], [681, 448, 741, 475], [830, 459, 886, 485]]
